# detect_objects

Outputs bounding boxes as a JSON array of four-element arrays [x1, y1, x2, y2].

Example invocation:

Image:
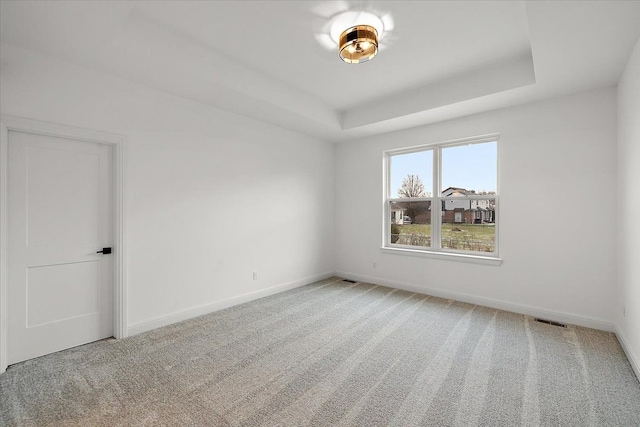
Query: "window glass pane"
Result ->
[[441, 198, 496, 253], [390, 151, 433, 198], [441, 141, 496, 196], [390, 200, 432, 247]]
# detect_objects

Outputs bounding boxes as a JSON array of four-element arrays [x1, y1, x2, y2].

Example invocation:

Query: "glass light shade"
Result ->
[[339, 25, 378, 63]]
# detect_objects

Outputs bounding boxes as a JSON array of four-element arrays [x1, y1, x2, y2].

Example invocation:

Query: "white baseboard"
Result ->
[[335, 271, 615, 332], [615, 324, 640, 382], [127, 269, 620, 345], [127, 271, 335, 336]]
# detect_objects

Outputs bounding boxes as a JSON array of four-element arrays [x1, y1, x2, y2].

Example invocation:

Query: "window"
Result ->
[[385, 135, 499, 260]]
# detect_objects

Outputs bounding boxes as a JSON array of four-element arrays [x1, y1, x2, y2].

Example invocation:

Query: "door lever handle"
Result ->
[[97, 247, 112, 254]]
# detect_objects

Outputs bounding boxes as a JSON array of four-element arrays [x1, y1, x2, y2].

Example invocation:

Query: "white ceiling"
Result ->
[[1, 1, 639, 142]]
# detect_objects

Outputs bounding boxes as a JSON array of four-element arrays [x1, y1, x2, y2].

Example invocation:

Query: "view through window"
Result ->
[[386, 137, 498, 256]]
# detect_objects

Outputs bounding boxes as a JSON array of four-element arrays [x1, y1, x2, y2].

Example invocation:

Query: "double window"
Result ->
[[384, 135, 499, 259]]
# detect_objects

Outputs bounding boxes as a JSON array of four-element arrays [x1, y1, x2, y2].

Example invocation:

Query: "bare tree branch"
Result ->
[[398, 174, 428, 198]]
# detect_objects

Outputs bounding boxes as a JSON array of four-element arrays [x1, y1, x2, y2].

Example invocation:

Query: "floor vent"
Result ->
[[534, 318, 567, 328], [342, 279, 358, 283]]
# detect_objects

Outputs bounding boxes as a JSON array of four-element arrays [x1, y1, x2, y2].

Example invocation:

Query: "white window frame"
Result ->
[[382, 133, 502, 265]]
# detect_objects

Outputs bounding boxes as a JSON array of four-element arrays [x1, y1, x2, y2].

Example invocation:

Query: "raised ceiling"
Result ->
[[1, 1, 640, 142]]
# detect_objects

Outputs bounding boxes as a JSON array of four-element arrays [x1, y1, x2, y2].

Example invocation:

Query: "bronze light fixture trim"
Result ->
[[339, 25, 379, 63]]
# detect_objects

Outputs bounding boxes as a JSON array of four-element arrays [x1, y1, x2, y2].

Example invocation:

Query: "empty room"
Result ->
[[1, 0, 639, 425]]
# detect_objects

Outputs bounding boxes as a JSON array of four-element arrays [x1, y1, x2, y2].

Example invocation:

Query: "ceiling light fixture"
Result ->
[[339, 25, 378, 63]]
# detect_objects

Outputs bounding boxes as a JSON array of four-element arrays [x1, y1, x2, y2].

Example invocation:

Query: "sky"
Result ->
[[390, 141, 497, 197]]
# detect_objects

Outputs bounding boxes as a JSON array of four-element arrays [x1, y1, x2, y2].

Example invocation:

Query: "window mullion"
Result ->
[[432, 146, 441, 250]]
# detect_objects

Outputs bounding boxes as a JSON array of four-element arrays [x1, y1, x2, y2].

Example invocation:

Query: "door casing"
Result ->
[[0, 115, 127, 373]]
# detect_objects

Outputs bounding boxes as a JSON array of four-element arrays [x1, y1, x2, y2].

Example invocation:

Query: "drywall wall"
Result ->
[[617, 37, 640, 377], [0, 44, 335, 331], [335, 87, 617, 329]]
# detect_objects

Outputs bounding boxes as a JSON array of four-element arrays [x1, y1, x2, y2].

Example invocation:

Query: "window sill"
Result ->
[[380, 247, 503, 266]]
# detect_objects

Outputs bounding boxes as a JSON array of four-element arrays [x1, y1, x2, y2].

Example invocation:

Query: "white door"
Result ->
[[7, 131, 113, 364]]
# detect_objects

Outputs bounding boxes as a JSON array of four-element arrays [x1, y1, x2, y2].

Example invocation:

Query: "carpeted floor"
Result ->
[[1, 277, 639, 426]]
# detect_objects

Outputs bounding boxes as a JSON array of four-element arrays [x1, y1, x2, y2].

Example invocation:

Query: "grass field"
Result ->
[[393, 223, 495, 252]]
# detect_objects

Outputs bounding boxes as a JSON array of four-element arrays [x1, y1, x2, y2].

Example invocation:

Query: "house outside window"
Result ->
[[384, 135, 499, 260]]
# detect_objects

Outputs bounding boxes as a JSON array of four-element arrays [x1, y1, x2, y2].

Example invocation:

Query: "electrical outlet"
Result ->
[[253, 271, 258, 280], [373, 262, 377, 269]]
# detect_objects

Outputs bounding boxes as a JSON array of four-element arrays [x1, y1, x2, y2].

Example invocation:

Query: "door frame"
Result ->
[[0, 115, 128, 373]]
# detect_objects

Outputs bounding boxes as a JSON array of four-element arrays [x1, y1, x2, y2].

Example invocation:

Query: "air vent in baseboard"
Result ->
[[534, 318, 567, 328], [342, 279, 357, 283]]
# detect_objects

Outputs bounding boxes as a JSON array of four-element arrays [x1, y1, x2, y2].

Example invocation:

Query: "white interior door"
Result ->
[[7, 131, 113, 365]]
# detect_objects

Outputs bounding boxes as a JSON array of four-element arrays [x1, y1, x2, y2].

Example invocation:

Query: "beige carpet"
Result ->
[[1, 277, 639, 426]]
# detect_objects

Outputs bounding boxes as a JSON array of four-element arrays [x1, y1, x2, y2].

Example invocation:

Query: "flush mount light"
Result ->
[[339, 25, 378, 63]]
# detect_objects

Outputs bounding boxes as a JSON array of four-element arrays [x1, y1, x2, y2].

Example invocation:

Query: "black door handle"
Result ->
[[97, 247, 112, 254]]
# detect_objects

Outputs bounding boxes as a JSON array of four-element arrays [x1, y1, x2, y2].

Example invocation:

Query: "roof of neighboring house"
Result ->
[[442, 187, 476, 196]]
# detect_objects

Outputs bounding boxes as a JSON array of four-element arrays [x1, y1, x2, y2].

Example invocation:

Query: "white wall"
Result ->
[[0, 44, 335, 331], [617, 37, 640, 377], [335, 87, 618, 329], [0, 40, 627, 345]]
